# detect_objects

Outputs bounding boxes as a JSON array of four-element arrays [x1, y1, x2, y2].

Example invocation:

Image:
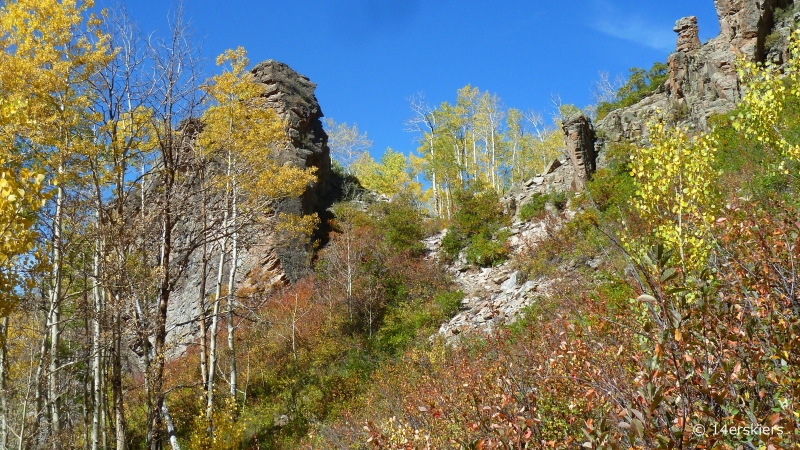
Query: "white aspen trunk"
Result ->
[[91, 236, 104, 450], [208, 145, 234, 417], [490, 127, 497, 191], [463, 139, 469, 182], [198, 170, 209, 392], [0, 317, 8, 450], [472, 131, 478, 181], [161, 401, 180, 450], [429, 133, 439, 217], [454, 140, 463, 185], [206, 222, 227, 418], [511, 142, 517, 185], [444, 181, 451, 221], [48, 163, 65, 445], [226, 181, 238, 399]]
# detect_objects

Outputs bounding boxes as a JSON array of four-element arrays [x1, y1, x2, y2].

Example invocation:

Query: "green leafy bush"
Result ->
[[518, 191, 568, 221], [374, 192, 426, 256], [375, 290, 463, 355], [464, 232, 509, 267], [597, 62, 668, 121], [442, 188, 509, 266]]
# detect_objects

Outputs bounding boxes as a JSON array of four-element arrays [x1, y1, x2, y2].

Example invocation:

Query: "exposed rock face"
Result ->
[[596, 1, 794, 143], [165, 61, 334, 355], [562, 112, 597, 190], [765, 3, 800, 64], [675, 16, 702, 53], [251, 60, 334, 283], [714, 0, 791, 60]]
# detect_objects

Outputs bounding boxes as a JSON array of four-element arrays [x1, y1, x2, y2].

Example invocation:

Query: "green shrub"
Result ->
[[442, 187, 509, 266], [549, 191, 567, 210], [465, 232, 509, 267], [375, 192, 426, 256], [441, 227, 465, 258], [375, 290, 463, 355], [518, 194, 548, 221], [518, 191, 568, 221], [597, 62, 668, 121]]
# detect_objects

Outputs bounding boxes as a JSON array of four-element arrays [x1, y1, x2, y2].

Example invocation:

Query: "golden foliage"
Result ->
[[0, 0, 109, 313], [734, 29, 800, 167], [198, 47, 317, 227], [626, 121, 718, 273], [188, 397, 246, 450]]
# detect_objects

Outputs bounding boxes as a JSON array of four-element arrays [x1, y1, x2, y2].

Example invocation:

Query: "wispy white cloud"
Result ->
[[589, 1, 675, 51]]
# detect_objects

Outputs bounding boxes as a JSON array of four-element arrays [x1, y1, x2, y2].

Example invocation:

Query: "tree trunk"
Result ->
[[198, 168, 209, 392], [429, 133, 439, 217], [48, 167, 65, 446], [207, 210, 228, 418], [111, 305, 127, 450], [92, 234, 104, 450], [0, 317, 9, 450], [150, 162, 175, 450], [161, 401, 180, 450], [226, 182, 238, 399]]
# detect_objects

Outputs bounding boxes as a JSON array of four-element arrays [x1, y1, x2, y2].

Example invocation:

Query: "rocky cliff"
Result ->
[[250, 60, 334, 283], [597, 0, 797, 143], [165, 61, 334, 354]]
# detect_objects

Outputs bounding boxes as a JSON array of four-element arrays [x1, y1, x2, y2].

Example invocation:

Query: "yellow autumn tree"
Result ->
[[626, 120, 718, 274], [196, 46, 317, 419], [0, 0, 108, 308], [0, 1, 111, 445], [733, 29, 800, 168], [352, 148, 422, 197]]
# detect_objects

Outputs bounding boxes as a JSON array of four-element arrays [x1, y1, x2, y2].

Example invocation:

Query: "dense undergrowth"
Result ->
[[166, 34, 800, 450], [299, 46, 800, 448], [124, 194, 461, 449]]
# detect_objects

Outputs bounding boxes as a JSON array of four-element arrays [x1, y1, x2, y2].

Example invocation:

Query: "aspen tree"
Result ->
[[197, 47, 315, 420], [145, 4, 204, 447], [351, 148, 422, 197], [627, 120, 718, 274], [0, 1, 109, 446], [88, 8, 155, 448], [323, 118, 373, 172], [406, 95, 441, 216]]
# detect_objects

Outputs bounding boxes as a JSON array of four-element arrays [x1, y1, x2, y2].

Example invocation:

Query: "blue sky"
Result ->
[[100, 0, 720, 160]]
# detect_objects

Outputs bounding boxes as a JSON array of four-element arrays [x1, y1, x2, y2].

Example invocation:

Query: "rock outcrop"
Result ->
[[250, 60, 334, 283], [597, 0, 796, 143], [165, 61, 334, 355], [675, 16, 702, 53], [562, 112, 597, 190]]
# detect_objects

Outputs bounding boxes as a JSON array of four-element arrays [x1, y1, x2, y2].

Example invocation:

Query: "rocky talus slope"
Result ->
[[430, 213, 554, 340]]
